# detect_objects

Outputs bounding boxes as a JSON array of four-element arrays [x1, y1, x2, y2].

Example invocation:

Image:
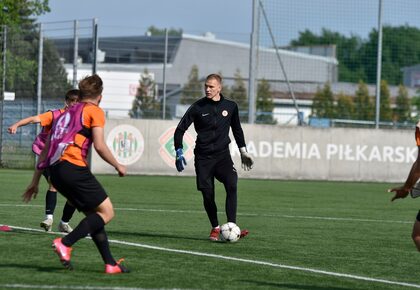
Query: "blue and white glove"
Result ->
[[240, 147, 254, 171], [175, 148, 187, 172]]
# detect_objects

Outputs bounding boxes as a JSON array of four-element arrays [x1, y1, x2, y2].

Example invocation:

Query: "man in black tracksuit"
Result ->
[[174, 73, 254, 241]]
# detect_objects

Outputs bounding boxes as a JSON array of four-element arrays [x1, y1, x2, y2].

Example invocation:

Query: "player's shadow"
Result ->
[[242, 281, 354, 290], [0, 263, 64, 273], [107, 230, 208, 242]]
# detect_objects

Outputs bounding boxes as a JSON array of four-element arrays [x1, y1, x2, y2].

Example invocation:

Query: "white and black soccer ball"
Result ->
[[220, 222, 241, 242]]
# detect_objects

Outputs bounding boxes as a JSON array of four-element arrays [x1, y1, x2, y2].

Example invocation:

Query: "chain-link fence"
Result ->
[[0, 20, 95, 168], [253, 0, 420, 127], [2, 2, 420, 168]]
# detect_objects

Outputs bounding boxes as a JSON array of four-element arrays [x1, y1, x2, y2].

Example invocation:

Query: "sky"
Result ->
[[37, 0, 420, 46]]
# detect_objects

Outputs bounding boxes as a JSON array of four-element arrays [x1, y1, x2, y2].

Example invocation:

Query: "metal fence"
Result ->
[[0, 20, 96, 168], [2, 1, 420, 168], [251, 0, 420, 126]]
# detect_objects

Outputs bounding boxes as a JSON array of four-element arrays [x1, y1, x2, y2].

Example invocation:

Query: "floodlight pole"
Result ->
[[92, 18, 98, 74], [375, 0, 383, 129], [248, 0, 259, 124], [72, 20, 79, 88], [0, 25, 7, 164], [34, 22, 44, 165], [1, 25, 5, 101], [162, 28, 168, 119], [36, 23, 43, 121]]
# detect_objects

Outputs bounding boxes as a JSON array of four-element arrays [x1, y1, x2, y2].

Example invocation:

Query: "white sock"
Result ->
[[46, 214, 53, 220]]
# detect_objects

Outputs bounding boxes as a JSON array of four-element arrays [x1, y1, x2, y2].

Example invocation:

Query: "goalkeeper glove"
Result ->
[[239, 147, 254, 171], [175, 148, 187, 172]]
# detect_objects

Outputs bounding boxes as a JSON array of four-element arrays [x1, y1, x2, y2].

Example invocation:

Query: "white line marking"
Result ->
[[3, 224, 420, 289], [0, 203, 412, 224]]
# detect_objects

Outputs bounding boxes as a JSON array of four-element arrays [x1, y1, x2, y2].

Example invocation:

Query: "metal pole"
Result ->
[[72, 20, 79, 88], [92, 18, 98, 74], [248, 0, 259, 124], [36, 23, 44, 132], [1, 26, 6, 100], [375, 0, 383, 129], [162, 28, 168, 119], [0, 25, 7, 164]]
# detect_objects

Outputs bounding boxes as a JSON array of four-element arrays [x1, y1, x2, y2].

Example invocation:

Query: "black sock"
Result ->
[[62, 213, 104, 247], [201, 188, 219, 227], [61, 202, 76, 223], [224, 184, 237, 223], [91, 227, 116, 265], [45, 190, 57, 215]]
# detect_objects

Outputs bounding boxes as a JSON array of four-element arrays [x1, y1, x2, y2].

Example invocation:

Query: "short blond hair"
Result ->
[[205, 74, 222, 84]]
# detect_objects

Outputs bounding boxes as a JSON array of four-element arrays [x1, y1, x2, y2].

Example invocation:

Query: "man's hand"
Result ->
[[115, 164, 126, 177], [388, 186, 410, 201], [8, 124, 18, 134], [175, 148, 187, 172], [22, 183, 39, 203], [240, 147, 254, 171]]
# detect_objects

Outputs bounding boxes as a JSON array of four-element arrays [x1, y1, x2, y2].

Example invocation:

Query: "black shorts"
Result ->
[[49, 161, 108, 212], [42, 168, 50, 181], [195, 151, 237, 190]]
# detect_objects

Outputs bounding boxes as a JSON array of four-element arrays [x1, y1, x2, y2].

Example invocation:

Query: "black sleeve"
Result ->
[[230, 104, 246, 148], [174, 105, 195, 150]]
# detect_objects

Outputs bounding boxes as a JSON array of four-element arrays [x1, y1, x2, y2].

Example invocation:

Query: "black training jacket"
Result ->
[[174, 95, 246, 157]]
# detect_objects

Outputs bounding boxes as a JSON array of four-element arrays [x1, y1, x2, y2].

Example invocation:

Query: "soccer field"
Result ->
[[1, 169, 420, 290]]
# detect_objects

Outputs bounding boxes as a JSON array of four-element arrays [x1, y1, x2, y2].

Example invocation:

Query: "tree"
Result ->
[[181, 65, 202, 104], [147, 25, 182, 36], [291, 28, 365, 82], [0, 0, 50, 26], [229, 69, 248, 122], [256, 79, 276, 124], [335, 93, 355, 120], [379, 80, 392, 122], [311, 82, 334, 118], [1, 1, 70, 100], [290, 25, 420, 85], [394, 84, 411, 123], [41, 39, 72, 99], [354, 81, 373, 120], [217, 71, 231, 97], [362, 25, 420, 85], [129, 69, 160, 119], [411, 90, 420, 121]]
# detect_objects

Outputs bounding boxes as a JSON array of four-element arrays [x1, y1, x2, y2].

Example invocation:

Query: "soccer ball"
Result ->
[[220, 222, 241, 242]]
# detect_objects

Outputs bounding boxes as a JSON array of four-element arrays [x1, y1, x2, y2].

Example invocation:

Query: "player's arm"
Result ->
[[22, 133, 51, 203], [8, 115, 41, 134], [174, 106, 195, 150], [230, 105, 253, 170], [92, 126, 126, 177], [389, 146, 420, 201], [173, 106, 195, 172], [230, 104, 246, 148]]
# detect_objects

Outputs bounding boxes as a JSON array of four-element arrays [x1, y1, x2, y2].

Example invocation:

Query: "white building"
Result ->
[[56, 33, 338, 119]]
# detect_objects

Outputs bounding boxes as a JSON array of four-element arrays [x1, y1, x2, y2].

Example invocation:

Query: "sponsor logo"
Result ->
[[202, 113, 210, 117], [222, 110, 228, 117], [159, 127, 195, 168], [106, 124, 144, 165]]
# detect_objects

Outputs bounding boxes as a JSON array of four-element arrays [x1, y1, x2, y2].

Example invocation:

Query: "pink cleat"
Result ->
[[52, 238, 73, 270], [105, 258, 130, 274]]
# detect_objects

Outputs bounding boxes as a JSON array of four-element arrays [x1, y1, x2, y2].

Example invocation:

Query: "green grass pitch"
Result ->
[[1, 169, 420, 290]]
